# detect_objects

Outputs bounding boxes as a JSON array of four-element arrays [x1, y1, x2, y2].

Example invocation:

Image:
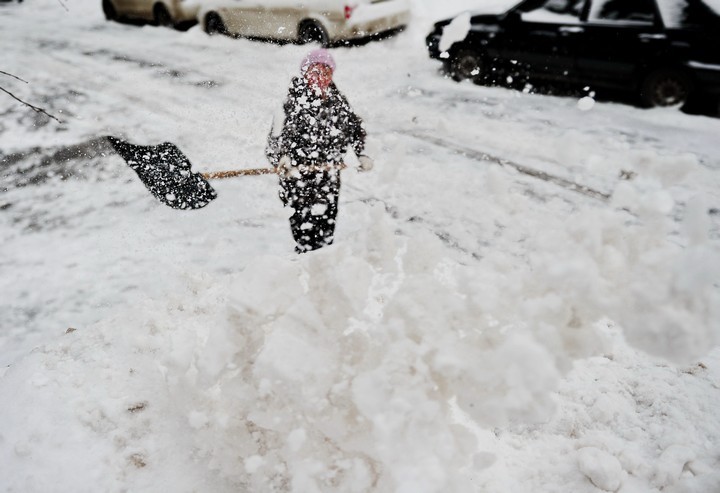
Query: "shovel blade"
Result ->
[[107, 136, 217, 210]]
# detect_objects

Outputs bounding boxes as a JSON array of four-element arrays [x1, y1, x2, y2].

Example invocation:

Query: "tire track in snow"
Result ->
[[400, 131, 612, 201]]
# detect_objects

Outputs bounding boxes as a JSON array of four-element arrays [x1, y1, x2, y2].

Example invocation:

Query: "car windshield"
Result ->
[[588, 0, 657, 23], [518, 0, 585, 22]]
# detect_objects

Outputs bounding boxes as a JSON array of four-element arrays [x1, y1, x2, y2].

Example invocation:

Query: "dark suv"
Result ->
[[426, 0, 720, 107]]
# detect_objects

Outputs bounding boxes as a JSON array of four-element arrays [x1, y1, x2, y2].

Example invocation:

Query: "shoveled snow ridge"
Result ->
[[2, 202, 719, 491]]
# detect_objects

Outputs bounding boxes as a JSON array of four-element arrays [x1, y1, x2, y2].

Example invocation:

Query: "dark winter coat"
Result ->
[[266, 77, 366, 169], [265, 76, 366, 253]]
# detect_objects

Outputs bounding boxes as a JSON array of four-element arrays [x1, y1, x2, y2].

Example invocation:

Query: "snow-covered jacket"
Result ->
[[266, 77, 366, 170]]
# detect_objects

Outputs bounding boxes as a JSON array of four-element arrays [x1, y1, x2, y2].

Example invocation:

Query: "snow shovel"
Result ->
[[107, 136, 345, 211], [107, 136, 220, 210]]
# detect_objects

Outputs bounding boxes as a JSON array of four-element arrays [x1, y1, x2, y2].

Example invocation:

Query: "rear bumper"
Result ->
[[329, 3, 410, 41]]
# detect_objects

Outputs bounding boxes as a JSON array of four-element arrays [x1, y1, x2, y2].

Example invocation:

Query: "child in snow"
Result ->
[[266, 49, 372, 253]]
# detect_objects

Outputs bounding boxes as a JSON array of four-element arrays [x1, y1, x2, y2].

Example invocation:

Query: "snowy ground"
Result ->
[[1, 1, 719, 492]]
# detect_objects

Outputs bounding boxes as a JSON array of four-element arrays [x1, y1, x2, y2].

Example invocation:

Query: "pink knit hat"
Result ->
[[300, 49, 336, 74]]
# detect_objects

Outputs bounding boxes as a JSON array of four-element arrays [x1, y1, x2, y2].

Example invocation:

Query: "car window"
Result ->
[[656, 0, 709, 27], [521, 0, 585, 22], [588, 0, 657, 24]]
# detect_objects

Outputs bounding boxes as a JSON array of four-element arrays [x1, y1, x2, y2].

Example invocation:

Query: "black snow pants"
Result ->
[[279, 170, 341, 253]]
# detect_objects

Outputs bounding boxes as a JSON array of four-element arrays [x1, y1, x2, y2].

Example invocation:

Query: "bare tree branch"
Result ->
[[55, 0, 69, 12], [0, 71, 29, 84], [0, 86, 63, 124]]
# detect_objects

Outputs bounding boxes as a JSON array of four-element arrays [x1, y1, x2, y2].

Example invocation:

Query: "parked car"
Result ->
[[426, 0, 720, 108], [198, 0, 410, 46], [102, 0, 199, 29]]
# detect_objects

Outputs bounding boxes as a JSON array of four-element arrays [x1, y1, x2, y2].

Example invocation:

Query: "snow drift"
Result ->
[[2, 186, 718, 491]]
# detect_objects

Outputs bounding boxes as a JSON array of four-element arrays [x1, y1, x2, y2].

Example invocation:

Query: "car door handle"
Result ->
[[638, 33, 667, 40], [559, 26, 584, 34]]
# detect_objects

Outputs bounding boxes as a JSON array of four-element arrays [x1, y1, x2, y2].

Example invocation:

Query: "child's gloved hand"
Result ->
[[277, 155, 292, 177], [358, 155, 374, 172]]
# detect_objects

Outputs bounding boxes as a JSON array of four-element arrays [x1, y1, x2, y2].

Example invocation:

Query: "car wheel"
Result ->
[[205, 12, 227, 35], [102, 0, 117, 21], [449, 50, 483, 82], [299, 21, 329, 47], [153, 4, 173, 27], [639, 69, 693, 108]]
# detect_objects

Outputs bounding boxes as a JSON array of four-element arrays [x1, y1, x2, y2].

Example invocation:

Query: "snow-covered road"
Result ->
[[1, 1, 719, 491]]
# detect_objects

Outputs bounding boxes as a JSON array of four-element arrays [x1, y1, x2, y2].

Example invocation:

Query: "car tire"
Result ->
[[639, 68, 693, 108], [153, 4, 173, 27], [299, 21, 329, 47], [449, 50, 483, 83], [205, 12, 227, 35], [102, 0, 117, 21]]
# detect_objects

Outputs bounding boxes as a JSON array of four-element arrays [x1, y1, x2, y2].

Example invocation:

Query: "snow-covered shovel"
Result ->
[[107, 136, 347, 210], [107, 136, 282, 210], [106, 136, 219, 210]]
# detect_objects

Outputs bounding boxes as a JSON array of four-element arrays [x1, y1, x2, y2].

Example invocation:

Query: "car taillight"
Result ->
[[344, 5, 354, 20]]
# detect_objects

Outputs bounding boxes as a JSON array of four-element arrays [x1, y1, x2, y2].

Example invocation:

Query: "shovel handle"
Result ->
[[202, 163, 347, 180], [202, 168, 276, 179]]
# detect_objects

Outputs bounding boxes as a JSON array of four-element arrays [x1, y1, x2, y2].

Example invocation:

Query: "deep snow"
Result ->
[[1, 0, 719, 492]]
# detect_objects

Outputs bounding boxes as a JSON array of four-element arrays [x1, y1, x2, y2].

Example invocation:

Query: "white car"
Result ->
[[102, 0, 200, 28], [199, 0, 411, 45]]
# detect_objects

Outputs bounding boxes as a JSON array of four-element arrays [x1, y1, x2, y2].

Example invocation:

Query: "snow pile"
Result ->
[[1, 206, 558, 491], [577, 95, 595, 111], [522, 202, 719, 362], [481, 154, 719, 363], [577, 447, 623, 491], [488, 336, 720, 493], [2, 188, 718, 491], [0, 208, 568, 491], [606, 155, 720, 359], [109, 205, 569, 491]]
